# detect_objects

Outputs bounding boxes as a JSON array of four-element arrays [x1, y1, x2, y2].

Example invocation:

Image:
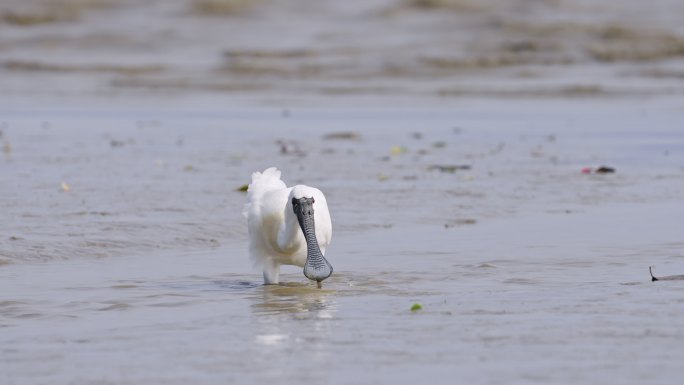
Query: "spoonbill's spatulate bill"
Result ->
[[243, 167, 333, 285]]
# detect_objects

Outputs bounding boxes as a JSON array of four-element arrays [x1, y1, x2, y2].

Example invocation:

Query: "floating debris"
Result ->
[[276, 140, 306, 156], [428, 164, 471, 173], [390, 146, 408, 156], [444, 218, 477, 228], [236, 184, 249, 192], [582, 166, 616, 174], [60, 181, 71, 192], [377, 173, 389, 181], [323, 131, 361, 140], [596, 166, 616, 173], [410, 303, 423, 312], [649, 266, 684, 281]]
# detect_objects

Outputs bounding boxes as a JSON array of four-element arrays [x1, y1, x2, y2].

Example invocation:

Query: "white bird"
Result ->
[[243, 167, 333, 285]]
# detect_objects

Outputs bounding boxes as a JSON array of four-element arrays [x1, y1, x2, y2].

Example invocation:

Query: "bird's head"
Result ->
[[290, 185, 332, 283]]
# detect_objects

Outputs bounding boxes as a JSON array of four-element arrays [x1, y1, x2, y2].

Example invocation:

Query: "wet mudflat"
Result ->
[[2, 103, 684, 384]]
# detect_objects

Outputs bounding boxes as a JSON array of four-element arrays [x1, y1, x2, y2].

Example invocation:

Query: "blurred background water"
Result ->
[[2, 0, 684, 105]]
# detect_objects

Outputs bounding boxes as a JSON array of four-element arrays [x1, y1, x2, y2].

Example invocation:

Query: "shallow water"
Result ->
[[3, 206, 684, 384], [3, 1, 684, 383], [2, 102, 684, 384]]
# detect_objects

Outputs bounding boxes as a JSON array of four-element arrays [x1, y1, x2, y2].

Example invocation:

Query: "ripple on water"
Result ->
[[60, 300, 90, 309], [97, 303, 133, 311], [142, 293, 197, 298], [210, 280, 261, 292], [0, 300, 26, 307], [250, 282, 337, 315], [111, 284, 139, 289], [0, 301, 45, 321], [13, 313, 43, 319], [476, 263, 498, 268], [503, 277, 542, 285]]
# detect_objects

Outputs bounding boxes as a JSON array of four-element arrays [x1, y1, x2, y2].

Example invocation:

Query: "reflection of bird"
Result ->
[[243, 167, 333, 285]]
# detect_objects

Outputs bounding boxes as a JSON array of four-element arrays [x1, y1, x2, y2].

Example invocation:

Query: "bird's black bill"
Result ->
[[293, 197, 333, 282]]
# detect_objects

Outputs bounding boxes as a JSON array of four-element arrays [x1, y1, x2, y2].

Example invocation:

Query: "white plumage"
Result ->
[[244, 167, 332, 284]]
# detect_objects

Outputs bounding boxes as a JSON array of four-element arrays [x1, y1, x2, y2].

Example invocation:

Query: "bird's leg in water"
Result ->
[[317, 281, 322, 289], [263, 258, 280, 285]]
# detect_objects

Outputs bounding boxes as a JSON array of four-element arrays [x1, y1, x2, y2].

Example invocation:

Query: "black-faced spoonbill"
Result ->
[[243, 167, 333, 286]]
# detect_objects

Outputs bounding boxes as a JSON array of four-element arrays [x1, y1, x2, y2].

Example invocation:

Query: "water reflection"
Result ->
[[250, 281, 338, 316], [247, 281, 338, 381]]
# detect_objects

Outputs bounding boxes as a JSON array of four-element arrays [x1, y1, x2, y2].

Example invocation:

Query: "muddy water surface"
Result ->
[[2, 103, 684, 384]]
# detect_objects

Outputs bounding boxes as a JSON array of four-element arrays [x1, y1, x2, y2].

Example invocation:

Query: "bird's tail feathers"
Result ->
[[242, 167, 286, 218]]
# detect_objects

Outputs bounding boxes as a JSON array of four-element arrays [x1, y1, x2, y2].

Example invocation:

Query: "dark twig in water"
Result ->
[[649, 266, 684, 281]]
